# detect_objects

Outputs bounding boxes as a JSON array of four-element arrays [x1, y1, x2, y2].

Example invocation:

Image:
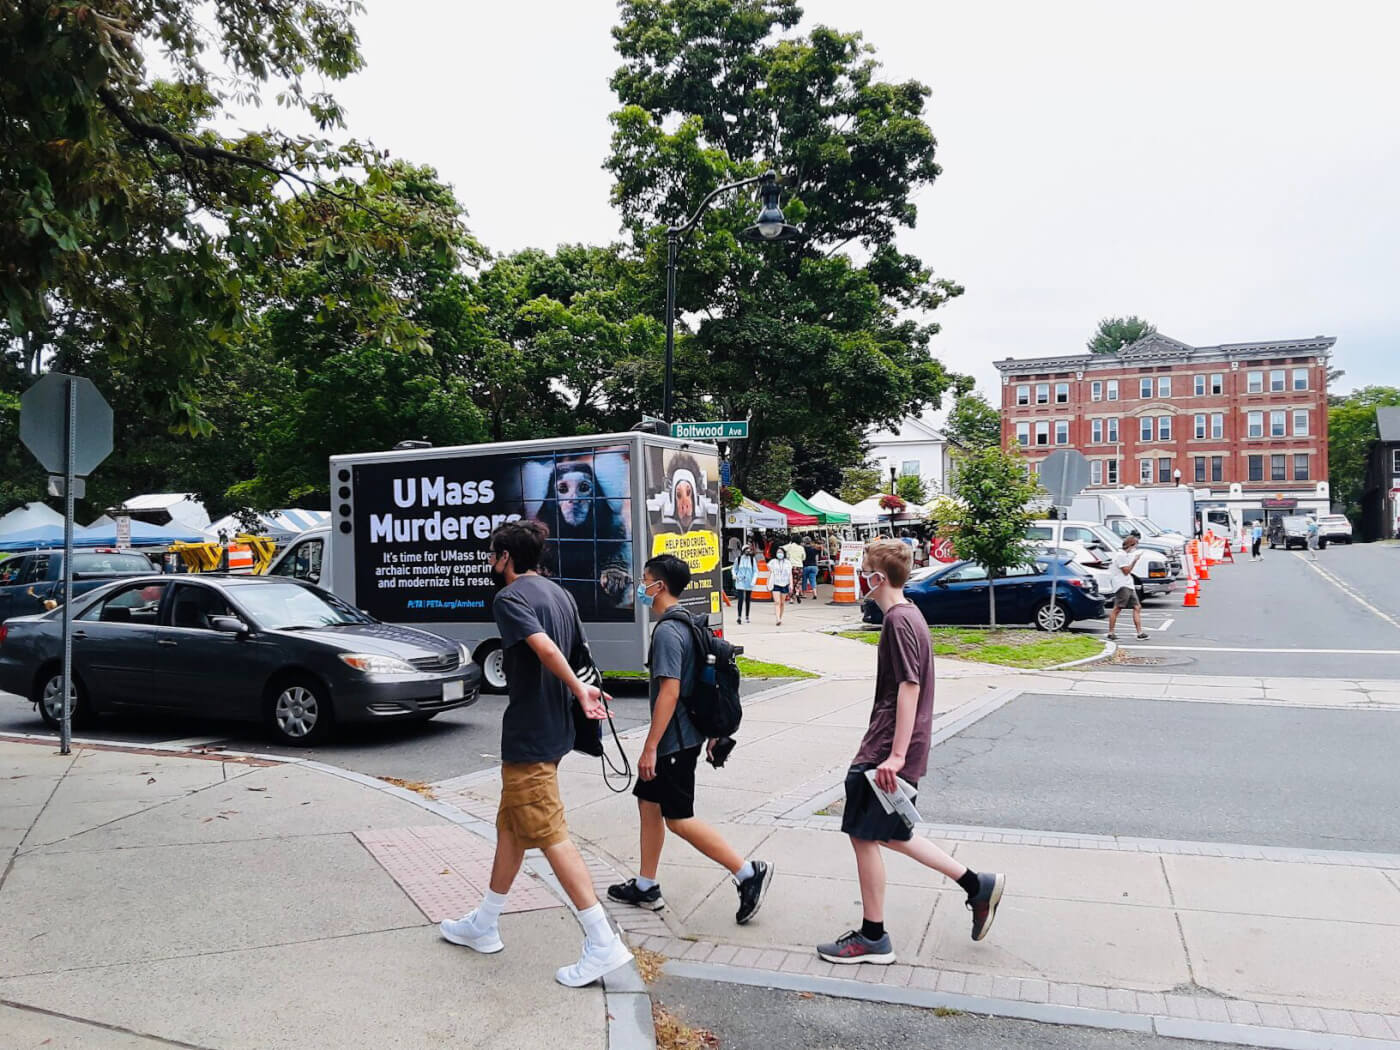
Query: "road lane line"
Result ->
[[1154, 618, 1175, 632], [1118, 645, 1400, 655], [1295, 552, 1400, 632]]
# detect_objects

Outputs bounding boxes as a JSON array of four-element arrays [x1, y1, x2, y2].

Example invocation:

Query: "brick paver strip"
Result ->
[[356, 826, 559, 922]]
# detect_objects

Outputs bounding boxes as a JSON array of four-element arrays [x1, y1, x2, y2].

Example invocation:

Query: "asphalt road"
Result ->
[[922, 693, 1400, 852], [652, 974, 1235, 1050], [0, 678, 786, 783], [1091, 541, 1400, 678]]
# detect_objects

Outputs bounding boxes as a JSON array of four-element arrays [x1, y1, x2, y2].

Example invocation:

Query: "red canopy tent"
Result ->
[[760, 500, 819, 527]]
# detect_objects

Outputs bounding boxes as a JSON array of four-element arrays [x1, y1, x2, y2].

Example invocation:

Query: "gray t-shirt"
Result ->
[[492, 574, 580, 764], [648, 616, 706, 756]]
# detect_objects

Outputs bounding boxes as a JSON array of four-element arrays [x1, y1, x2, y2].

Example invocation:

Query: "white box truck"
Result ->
[[267, 432, 725, 692]]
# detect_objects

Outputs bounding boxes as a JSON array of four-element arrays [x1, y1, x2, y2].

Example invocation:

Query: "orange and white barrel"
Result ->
[[752, 558, 773, 602], [226, 544, 255, 574], [832, 563, 860, 604]]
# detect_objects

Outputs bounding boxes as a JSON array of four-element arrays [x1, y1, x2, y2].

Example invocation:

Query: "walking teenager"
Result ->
[[768, 546, 792, 625], [608, 555, 774, 921], [801, 537, 820, 598], [1306, 517, 1321, 561], [440, 521, 632, 987], [1251, 522, 1263, 561], [816, 539, 1005, 964], [1105, 534, 1148, 641], [733, 545, 757, 624]]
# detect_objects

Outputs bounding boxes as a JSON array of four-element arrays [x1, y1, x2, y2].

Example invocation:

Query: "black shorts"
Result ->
[[840, 763, 916, 843], [633, 745, 701, 820], [771, 584, 789, 594]]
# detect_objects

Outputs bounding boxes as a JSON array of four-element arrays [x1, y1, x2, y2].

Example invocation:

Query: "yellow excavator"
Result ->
[[169, 534, 277, 575]]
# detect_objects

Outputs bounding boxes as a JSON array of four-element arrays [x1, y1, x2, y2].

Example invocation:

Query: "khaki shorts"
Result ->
[[1112, 586, 1141, 609], [497, 761, 569, 850]]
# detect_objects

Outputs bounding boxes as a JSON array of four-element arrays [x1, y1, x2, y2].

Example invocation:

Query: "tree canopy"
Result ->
[[1087, 316, 1156, 355], [943, 392, 1002, 451], [940, 446, 1039, 626], [1328, 386, 1400, 522]]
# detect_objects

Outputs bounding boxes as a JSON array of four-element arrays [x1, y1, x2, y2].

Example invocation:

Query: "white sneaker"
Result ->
[[439, 911, 504, 954], [554, 936, 633, 987]]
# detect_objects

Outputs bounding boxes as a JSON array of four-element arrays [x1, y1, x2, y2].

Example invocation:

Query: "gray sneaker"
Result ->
[[816, 929, 895, 965]]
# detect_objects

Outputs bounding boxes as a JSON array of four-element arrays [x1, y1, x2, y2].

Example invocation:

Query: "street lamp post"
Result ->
[[889, 464, 898, 532], [661, 172, 802, 425]]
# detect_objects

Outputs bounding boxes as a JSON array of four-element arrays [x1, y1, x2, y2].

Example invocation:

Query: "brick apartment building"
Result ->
[[994, 333, 1336, 522]]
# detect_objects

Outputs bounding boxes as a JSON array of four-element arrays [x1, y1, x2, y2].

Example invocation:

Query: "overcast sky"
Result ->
[[256, 0, 1397, 410]]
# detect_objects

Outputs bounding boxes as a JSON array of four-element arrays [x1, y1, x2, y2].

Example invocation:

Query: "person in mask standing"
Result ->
[[732, 544, 758, 624], [440, 520, 633, 988], [768, 545, 793, 626], [607, 554, 774, 920]]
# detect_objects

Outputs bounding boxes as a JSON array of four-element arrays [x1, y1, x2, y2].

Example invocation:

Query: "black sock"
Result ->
[[957, 869, 981, 896], [860, 918, 884, 941]]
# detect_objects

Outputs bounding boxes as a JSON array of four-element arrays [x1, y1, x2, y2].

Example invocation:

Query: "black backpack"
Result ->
[[653, 607, 743, 738]]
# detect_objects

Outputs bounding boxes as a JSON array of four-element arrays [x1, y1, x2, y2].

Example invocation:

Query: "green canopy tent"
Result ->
[[778, 489, 849, 525]]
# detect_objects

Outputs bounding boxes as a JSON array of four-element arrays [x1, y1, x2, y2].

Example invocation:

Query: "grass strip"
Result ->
[[836, 626, 1103, 669]]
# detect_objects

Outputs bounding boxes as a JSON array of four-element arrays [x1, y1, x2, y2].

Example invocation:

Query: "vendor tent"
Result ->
[[0, 503, 64, 540], [121, 493, 212, 532], [0, 524, 69, 552], [760, 500, 819, 527], [778, 489, 848, 525], [78, 520, 207, 546], [725, 498, 786, 531], [807, 489, 878, 525], [850, 496, 928, 524], [206, 508, 330, 541]]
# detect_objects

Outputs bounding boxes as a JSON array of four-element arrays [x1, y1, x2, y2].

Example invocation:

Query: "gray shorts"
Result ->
[[1112, 586, 1140, 609]]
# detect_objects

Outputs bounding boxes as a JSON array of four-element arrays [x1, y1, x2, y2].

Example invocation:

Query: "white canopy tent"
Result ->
[[205, 508, 330, 541], [120, 493, 212, 532], [724, 498, 786, 531], [0, 502, 64, 539], [850, 496, 929, 525], [807, 489, 879, 525]]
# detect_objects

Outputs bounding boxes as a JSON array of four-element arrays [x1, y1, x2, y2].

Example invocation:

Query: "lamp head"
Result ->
[[741, 174, 803, 243]]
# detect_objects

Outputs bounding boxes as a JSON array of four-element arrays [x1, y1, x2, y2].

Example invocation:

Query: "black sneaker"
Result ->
[[734, 861, 774, 924], [967, 872, 1005, 941], [607, 878, 665, 912], [816, 929, 895, 965]]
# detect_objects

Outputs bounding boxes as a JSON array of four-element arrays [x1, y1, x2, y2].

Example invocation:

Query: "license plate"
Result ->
[[442, 680, 465, 701]]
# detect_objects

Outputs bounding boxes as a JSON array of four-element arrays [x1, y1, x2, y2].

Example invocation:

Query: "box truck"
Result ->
[[268, 432, 725, 692]]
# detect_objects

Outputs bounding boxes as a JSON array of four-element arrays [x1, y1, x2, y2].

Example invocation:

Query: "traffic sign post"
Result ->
[[20, 374, 114, 754], [1037, 449, 1093, 632], [670, 420, 749, 440]]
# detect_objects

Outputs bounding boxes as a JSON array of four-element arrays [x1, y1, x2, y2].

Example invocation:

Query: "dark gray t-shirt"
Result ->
[[492, 574, 580, 764], [648, 616, 705, 756]]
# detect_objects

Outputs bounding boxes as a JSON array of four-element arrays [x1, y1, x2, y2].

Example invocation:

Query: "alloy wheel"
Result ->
[[274, 685, 320, 738]]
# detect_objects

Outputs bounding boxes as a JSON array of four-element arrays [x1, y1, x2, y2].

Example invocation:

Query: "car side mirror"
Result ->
[[209, 615, 249, 635], [934, 578, 948, 588]]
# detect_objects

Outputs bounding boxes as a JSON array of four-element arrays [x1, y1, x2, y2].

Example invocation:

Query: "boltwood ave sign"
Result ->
[[670, 420, 748, 440]]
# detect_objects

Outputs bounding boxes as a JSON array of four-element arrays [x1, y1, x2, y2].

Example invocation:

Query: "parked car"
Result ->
[[0, 575, 481, 745], [1268, 515, 1324, 551], [0, 548, 156, 622], [1317, 514, 1354, 544], [862, 555, 1105, 631], [1026, 520, 1174, 598]]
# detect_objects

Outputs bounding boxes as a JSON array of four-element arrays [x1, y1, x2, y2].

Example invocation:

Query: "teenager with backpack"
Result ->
[[607, 554, 774, 922], [732, 544, 758, 624]]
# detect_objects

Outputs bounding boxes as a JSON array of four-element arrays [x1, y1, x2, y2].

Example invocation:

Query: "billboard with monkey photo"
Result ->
[[644, 444, 723, 621]]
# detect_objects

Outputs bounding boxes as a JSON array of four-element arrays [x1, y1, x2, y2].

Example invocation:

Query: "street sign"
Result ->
[[21, 373, 113, 477], [931, 537, 957, 563], [671, 420, 749, 440], [720, 460, 732, 486], [115, 515, 132, 549], [47, 476, 86, 499], [1039, 448, 1092, 508]]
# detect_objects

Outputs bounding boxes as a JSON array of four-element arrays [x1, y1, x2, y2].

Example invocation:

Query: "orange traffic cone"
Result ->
[[1183, 578, 1198, 607], [1198, 560, 1210, 580]]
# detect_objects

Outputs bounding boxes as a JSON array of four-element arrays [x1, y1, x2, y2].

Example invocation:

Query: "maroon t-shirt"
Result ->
[[853, 602, 937, 784]]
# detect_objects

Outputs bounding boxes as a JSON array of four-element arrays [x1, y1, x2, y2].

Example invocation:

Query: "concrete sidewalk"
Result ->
[[0, 738, 624, 1050]]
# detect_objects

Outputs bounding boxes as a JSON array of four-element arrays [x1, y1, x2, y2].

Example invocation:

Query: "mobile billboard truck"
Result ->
[[271, 433, 725, 691]]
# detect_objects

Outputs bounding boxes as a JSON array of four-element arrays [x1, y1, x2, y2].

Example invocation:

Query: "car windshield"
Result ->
[[1088, 525, 1124, 549], [233, 582, 373, 630], [1130, 518, 1163, 536], [72, 552, 154, 574]]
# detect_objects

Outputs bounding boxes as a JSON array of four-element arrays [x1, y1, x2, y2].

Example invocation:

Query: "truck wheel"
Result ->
[[1033, 600, 1069, 632], [476, 640, 508, 694], [32, 666, 95, 731]]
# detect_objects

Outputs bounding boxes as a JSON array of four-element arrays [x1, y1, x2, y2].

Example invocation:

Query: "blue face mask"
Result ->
[[637, 581, 657, 608]]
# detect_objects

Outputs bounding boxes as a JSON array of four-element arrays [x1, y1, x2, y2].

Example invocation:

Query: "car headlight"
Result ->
[[458, 642, 471, 664], [339, 653, 418, 675]]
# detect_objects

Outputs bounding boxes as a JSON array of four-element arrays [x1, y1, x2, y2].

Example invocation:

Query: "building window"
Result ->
[[1247, 411, 1264, 438], [1091, 381, 1103, 401], [1055, 420, 1069, 445], [1036, 383, 1049, 405], [1194, 457, 1206, 483], [1091, 419, 1103, 443], [1016, 422, 1030, 446], [1247, 371, 1263, 393], [1270, 410, 1286, 438], [1140, 417, 1153, 441], [1270, 369, 1286, 392], [1140, 459, 1153, 484], [1393, 448, 1400, 476], [1248, 455, 1264, 481], [1055, 382, 1069, 404], [901, 460, 920, 476], [1158, 376, 1171, 398], [1211, 413, 1224, 439], [1140, 377, 1153, 399], [1293, 410, 1308, 436], [1158, 416, 1172, 441], [1106, 459, 1119, 485], [1107, 380, 1119, 401], [1294, 454, 1310, 481], [1030, 460, 1041, 477], [1211, 456, 1223, 482], [1293, 367, 1309, 391], [1035, 421, 1049, 446], [1016, 385, 1030, 406], [1107, 418, 1119, 443], [1090, 461, 1103, 485], [1194, 375, 1205, 396], [1159, 457, 1173, 483], [1271, 454, 1287, 481], [1194, 414, 1207, 439], [1211, 373, 1224, 394]]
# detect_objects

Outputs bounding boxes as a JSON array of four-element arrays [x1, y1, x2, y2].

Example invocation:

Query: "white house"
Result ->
[[866, 416, 951, 495]]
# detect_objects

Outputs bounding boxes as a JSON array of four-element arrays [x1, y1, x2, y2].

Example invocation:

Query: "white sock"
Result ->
[[734, 861, 755, 883], [578, 902, 616, 947], [634, 875, 658, 891], [477, 889, 508, 927]]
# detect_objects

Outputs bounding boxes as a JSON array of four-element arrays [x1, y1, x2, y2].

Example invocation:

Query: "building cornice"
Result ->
[[995, 334, 1336, 378]]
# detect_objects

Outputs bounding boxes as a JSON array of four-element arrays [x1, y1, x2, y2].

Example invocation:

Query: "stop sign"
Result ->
[[19, 373, 113, 476]]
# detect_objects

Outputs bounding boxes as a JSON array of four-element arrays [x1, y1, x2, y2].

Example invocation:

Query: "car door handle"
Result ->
[[157, 639, 178, 647], [72, 630, 87, 639]]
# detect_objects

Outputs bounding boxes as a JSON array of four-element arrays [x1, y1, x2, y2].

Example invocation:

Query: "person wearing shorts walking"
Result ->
[[768, 547, 792, 625], [1106, 533, 1148, 641], [815, 539, 1006, 965], [439, 521, 632, 988], [607, 554, 774, 921]]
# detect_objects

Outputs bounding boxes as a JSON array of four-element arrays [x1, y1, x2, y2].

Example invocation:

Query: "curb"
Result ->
[[1045, 638, 1117, 670], [0, 732, 655, 1050]]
